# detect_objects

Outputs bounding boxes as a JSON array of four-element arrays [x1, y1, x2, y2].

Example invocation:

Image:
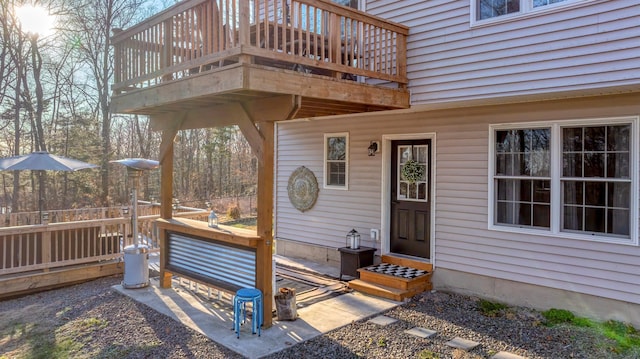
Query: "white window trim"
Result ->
[[323, 132, 349, 190], [470, 0, 601, 28], [488, 116, 639, 246]]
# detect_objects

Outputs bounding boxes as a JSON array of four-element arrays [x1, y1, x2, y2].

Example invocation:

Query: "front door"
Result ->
[[390, 140, 431, 259]]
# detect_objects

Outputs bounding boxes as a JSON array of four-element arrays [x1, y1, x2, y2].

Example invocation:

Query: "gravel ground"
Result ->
[[0, 274, 633, 359]]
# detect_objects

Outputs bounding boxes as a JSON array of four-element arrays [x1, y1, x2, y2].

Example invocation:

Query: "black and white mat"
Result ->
[[363, 263, 429, 279]]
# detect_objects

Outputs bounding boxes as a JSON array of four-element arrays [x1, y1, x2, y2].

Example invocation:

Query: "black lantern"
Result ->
[[346, 229, 360, 249]]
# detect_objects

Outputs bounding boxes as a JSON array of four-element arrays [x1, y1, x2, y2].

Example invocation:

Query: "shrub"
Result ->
[[478, 299, 507, 317], [227, 205, 241, 219], [542, 308, 575, 325]]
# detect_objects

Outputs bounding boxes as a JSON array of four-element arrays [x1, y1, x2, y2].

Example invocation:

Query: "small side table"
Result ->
[[338, 246, 376, 281]]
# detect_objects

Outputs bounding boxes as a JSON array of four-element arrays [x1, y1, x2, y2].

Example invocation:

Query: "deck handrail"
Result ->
[[0, 210, 209, 276], [112, 0, 408, 94]]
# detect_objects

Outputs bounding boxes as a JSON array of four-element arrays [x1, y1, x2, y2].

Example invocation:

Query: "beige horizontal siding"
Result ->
[[276, 93, 640, 304], [366, 0, 640, 104]]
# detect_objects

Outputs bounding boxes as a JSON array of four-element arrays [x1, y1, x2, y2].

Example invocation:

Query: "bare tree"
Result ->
[[65, 0, 145, 206]]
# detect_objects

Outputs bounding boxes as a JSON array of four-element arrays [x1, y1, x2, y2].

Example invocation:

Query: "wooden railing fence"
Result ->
[[111, 0, 408, 93], [0, 204, 160, 227], [0, 209, 208, 276]]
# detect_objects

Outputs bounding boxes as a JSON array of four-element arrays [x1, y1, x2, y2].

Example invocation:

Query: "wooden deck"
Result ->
[[0, 207, 209, 299], [110, 0, 411, 329], [110, 0, 410, 119]]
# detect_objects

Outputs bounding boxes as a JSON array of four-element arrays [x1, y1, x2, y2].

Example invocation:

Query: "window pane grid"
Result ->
[[397, 144, 428, 202], [477, 0, 572, 20], [493, 121, 634, 241], [495, 128, 550, 177], [562, 180, 630, 236], [324, 134, 347, 188], [495, 178, 550, 228], [561, 124, 631, 237]]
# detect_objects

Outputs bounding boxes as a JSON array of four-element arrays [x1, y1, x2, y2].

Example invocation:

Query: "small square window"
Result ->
[[324, 133, 349, 189]]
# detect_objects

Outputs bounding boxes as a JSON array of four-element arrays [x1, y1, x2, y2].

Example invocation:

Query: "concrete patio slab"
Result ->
[[115, 256, 400, 358], [491, 352, 526, 359], [405, 327, 437, 339], [445, 337, 481, 351], [368, 315, 399, 326]]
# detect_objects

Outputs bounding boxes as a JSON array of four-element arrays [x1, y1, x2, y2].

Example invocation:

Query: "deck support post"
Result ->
[[255, 120, 274, 328], [158, 115, 184, 288]]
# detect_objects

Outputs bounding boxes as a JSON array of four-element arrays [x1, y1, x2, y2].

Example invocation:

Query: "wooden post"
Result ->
[[396, 32, 407, 90], [42, 228, 51, 272], [158, 128, 177, 288], [238, 0, 252, 64], [256, 121, 274, 328], [162, 18, 173, 82]]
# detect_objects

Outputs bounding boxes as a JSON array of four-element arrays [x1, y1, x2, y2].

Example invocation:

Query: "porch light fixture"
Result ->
[[368, 141, 379, 156], [208, 210, 219, 228]]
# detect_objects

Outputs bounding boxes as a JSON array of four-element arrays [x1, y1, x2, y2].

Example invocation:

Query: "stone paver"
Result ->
[[490, 351, 526, 359], [368, 315, 398, 326], [404, 327, 437, 338], [445, 337, 480, 351]]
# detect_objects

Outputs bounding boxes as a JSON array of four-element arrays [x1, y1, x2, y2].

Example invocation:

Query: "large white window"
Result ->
[[324, 133, 349, 189], [489, 118, 638, 245], [473, 0, 592, 24]]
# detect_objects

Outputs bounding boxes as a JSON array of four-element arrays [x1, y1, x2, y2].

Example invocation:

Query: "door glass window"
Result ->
[[397, 145, 428, 202]]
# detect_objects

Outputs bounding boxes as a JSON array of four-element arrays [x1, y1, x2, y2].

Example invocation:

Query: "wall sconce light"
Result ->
[[368, 141, 380, 156]]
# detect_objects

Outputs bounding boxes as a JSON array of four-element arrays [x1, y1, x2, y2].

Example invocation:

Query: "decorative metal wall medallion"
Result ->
[[287, 166, 318, 212]]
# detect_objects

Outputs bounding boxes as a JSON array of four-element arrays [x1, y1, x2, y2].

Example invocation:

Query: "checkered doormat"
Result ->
[[363, 263, 429, 279]]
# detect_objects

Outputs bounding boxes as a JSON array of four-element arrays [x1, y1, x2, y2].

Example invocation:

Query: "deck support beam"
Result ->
[[153, 96, 299, 326], [158, 113, 184, 288]]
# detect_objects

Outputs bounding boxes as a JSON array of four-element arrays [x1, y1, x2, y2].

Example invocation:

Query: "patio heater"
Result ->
[[112, 158, 160, 289]]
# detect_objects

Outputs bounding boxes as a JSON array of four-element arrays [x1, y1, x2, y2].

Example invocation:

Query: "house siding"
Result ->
[[276, 121, 385, 249], [366, 0, 640, 104], [275, 93, 640, 310]]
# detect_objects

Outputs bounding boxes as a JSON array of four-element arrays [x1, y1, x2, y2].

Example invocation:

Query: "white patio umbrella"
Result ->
[[0, 151, 98, 222]]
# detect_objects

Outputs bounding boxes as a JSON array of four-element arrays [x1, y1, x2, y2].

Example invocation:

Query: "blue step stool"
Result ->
[[233, 288, 263, 338]]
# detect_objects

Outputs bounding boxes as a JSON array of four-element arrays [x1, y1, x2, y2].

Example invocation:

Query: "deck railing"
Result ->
[[0, 204, 160, 227], [112, 0, 408, 93], [0, 209, 208, 276]]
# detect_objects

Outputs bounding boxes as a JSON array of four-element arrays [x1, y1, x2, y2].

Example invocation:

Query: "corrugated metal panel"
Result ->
[[167, 233, 256, 289], [365, 0, 640, 104]]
